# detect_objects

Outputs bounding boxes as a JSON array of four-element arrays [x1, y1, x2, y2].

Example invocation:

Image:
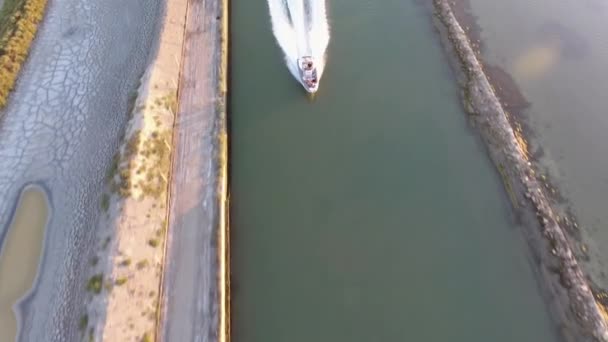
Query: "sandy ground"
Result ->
[[0, 0, 161, 340], [78, 0, 188, 340], [157, 0, 229, 340], [433, 1, 608, 341]]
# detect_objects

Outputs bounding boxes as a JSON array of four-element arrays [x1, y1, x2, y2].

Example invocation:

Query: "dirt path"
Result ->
[[157, 0, 228, 340]]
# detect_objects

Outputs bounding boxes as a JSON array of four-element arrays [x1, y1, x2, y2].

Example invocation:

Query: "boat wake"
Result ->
[[267, 0, 330, 93]]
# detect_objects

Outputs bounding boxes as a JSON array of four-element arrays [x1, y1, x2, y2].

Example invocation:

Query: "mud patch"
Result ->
[[483, 64, 530, 115], [0, 185, 49, 342]]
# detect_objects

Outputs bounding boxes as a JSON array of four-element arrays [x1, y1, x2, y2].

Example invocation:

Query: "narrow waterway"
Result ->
[[230, 0, 559, 341], [464, 0, 608, 292], [0, 186, 49, 342]]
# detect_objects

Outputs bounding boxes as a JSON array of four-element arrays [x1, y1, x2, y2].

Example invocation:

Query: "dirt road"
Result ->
[[157, 0, 228, 340]]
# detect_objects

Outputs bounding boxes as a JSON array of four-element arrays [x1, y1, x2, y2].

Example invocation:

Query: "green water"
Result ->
[[230, 0, 558, 341]]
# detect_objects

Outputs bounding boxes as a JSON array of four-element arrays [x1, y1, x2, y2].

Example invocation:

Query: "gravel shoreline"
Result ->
[[433, 1, 608, 341]]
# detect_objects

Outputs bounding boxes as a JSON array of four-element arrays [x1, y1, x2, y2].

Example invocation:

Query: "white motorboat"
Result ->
[[297, 56, 319, 93]]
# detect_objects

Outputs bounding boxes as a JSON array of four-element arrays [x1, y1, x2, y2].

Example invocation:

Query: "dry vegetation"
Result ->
[[109, 128, 172, 199], [0, 0, 48, 109], [83, 89, 176, 341], [106, 92, 176, 200]]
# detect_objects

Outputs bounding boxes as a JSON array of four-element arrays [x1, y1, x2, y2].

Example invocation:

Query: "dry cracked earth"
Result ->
[[0, 0, 162, 340]]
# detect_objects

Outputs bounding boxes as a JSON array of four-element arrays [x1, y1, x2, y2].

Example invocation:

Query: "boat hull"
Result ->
[[297, 56, 320, 94]]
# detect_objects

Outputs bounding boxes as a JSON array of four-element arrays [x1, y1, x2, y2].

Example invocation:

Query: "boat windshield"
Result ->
[[300, 57, 314, 71]]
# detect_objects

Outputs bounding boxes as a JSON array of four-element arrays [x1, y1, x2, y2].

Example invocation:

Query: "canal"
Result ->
[[230, 0, 559, 341]]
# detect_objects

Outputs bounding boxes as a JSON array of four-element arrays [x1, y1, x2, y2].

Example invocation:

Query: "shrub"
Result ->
[[0, 0, 49, 109], [136, 259, 149, 270], [142, 332, 152, 342], [115, 277, 128, 286], [86, 274, 103, 294]]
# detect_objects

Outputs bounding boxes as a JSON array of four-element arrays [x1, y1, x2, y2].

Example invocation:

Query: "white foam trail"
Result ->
[[309, 0, 330, 76], [267, 0, 330, 86], [287, 0, 310, 56]]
